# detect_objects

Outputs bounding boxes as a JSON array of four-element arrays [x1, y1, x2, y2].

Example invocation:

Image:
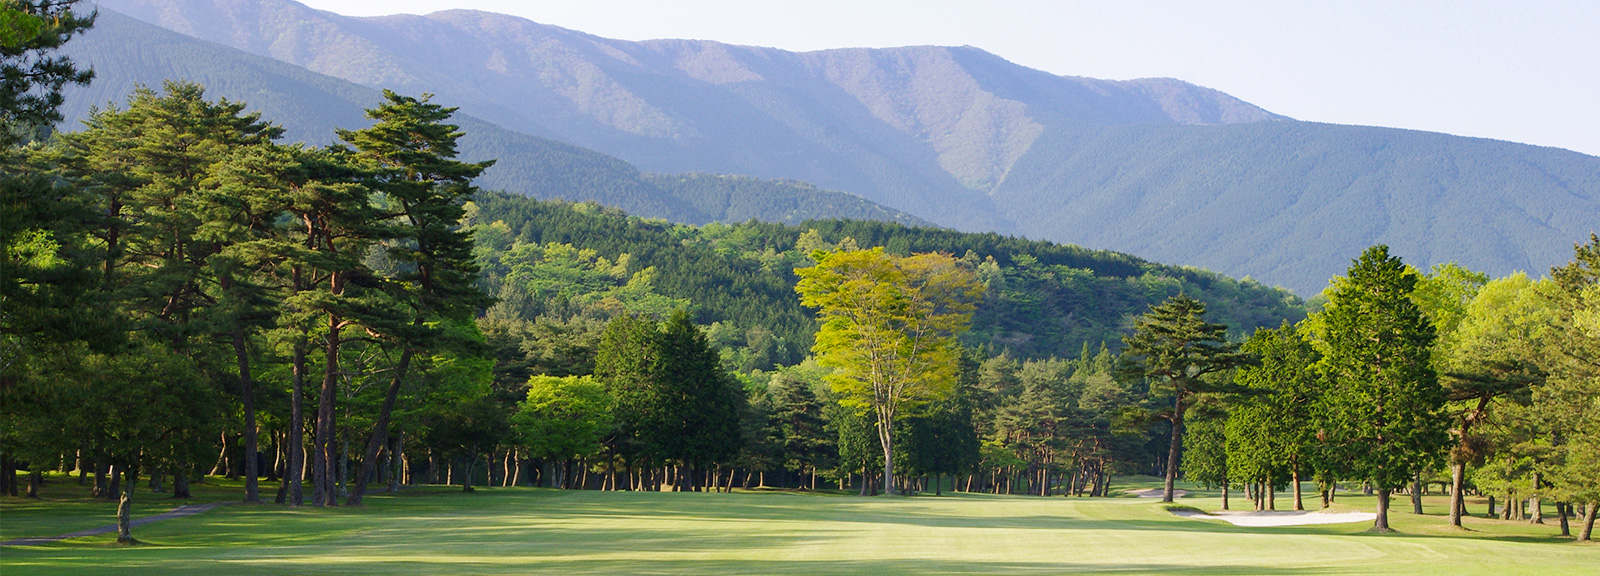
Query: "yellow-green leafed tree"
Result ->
[[794, 246, 983, 496]]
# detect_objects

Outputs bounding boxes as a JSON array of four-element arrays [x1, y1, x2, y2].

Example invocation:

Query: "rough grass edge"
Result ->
[[1161, 504, 1207, 514]]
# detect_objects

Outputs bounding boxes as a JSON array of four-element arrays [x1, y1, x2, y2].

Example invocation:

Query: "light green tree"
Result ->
[[795, 247, 983, 496], [1437, 272, 1556, 525], [513, 375, 613, 484]]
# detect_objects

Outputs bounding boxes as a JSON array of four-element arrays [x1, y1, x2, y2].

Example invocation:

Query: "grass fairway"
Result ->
[[2, 476, 1594, 575]]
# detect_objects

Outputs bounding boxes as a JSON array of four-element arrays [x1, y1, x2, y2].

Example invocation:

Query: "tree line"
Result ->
[[1167, 245, 1599, 537]]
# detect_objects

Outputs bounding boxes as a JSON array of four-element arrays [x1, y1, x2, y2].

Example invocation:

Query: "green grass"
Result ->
[[2, 474, 1593, 575], [0, 473, 250, 542]]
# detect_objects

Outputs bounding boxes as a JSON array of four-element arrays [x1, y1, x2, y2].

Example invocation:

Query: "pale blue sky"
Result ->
[[295, 0, 1599, 157]]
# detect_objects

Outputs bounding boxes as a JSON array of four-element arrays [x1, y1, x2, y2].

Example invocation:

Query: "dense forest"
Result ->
[[466, 190, 1306, 375]]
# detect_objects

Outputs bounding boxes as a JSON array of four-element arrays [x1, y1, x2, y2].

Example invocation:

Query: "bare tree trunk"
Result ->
[[172, 466, 190, 499], [1411, 473, 1424, 514], [106, 464, 121, 501], [1374, 488, 1393, 532], [1557, 502, 1570, 537], [314, 273, 345, 507], [210, 433, 229, 477], [287, 339, 307, 506], [230, 328, 261, 503], [388, 433, 403, 493], [314, 331, 339, 507], [1292, 469, 1303, 511], [878, 411, 895, 496], [1528, 472, 1542, 523], [348, 348, 415, 505], [1162, 395, 1186, 503], [1578, 502, 1595, 542], [26, 469, 41, 498], [116, 464, 138, 544], [1449, 462, 1466, 526], [1221, 483, 1230, 510]]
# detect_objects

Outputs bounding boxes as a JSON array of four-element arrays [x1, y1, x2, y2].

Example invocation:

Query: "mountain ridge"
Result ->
[[84, 0, 1600, 294], [56, 10, 927, 228]]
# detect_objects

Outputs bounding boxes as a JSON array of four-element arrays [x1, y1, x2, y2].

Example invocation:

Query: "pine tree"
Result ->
[[1120, 294, 1250, 503], [339, 91, 494, 505]]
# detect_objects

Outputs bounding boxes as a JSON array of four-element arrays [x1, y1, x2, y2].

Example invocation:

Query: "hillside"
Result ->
[[993, 121, 1600, 294], [98, 0, 1600, 295], [54, 10, 920, 227], [466, 192, 1305, 369]]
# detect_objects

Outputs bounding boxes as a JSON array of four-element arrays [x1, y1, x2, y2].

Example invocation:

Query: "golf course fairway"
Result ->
[[2, 480, 1594, 575]]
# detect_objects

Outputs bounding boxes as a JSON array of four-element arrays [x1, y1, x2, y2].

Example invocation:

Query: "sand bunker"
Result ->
[[1169, 509, 1377, 527], [1126, 488, 1189, 498]]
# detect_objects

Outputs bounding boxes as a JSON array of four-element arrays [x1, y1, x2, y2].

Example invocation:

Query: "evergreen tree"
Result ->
[[340, 91, 494, 505], [1316, 245, 1450, 532], [1228, 322, 1321, 510], [0, 0, 93, 143], [1119, 294, 1250, 502]]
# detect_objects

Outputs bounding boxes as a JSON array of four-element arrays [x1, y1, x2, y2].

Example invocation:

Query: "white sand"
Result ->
[[1168, 509, 1377, 527], [1126, 488, 1189, 498]]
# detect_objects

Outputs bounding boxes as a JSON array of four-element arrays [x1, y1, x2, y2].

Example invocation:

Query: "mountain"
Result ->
[[54, 10, 924, 227], [94, 0, 1279, 231], [92, 0, 1600, 294]]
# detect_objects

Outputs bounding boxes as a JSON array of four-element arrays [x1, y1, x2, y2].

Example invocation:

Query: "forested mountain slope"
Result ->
[[99, 0, 1600, 295], [466, 192, 1305, 372], [98, 0, 1277, 232], [993, 121, 1600, 295], [55, 10, 923, 227]]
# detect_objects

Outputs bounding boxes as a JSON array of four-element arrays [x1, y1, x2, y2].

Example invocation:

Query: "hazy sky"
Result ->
[[293, 0, 1598, 157]]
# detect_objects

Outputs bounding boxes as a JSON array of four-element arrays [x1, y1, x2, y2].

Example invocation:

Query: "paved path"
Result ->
[[0, 502, 231, 546]]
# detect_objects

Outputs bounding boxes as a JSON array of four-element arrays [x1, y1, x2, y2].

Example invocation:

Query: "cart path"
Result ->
[[0, 502, 231, 546]]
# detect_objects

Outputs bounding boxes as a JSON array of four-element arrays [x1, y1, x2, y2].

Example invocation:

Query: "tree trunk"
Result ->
[[172, 469, 190, 499], [1557, 502, 1570, 537], [230, 325, 261, 504], [1221, 483, 1230, 510], [348, 347, 414, 505], [314, 304, 343, 507], [107, 464, 121, 501], [1487, 495, 1496, 517], [116, 464, 138, 544], [1292, 470, 1303, 511], [1578, 502, 1596, 542], [1268, 479, 1276, 511], [26, 468, 41, 498], [1374, 488, 1393, 532], [1449, 461, 1466, 526], [1162, 394, 1186, 503], [1411, 473, 1424, 515], [878, 412, 895, 497], [209, 434, 229, 477], [1528, 471, 1542, 523], [388, 433, 403, 493]]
